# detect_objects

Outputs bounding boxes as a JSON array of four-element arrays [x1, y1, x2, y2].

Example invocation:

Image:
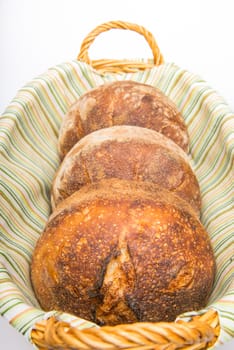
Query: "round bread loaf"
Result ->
[[52, 126, 201, 215], [58, 80, 189, 159], [31, 179, 215, 326]]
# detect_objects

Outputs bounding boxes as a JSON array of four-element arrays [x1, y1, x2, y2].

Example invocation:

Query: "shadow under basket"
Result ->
[[0, 21, 233, 350]]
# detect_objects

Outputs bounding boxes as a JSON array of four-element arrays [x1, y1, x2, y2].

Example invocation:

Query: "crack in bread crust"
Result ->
[[95, 229, 137, 325]]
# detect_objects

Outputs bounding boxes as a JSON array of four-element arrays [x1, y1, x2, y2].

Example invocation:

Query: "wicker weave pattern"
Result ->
[[77, 20, 164, 73], [31, 310, 219, 350]]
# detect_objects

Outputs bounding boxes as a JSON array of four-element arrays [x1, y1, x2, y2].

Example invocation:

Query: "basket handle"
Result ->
[[31, 309, 219, 349], [77, 20, 164, 74]]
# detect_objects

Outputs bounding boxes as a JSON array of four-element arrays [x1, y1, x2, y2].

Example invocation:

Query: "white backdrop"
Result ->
[[1, 0, 234, 114], [0, 0, 233, 349]]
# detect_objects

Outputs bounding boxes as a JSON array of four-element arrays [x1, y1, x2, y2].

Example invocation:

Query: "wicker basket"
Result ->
[[0, 21, 233, 350]]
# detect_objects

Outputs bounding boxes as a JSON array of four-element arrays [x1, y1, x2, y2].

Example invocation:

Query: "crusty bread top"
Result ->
[[32, 179, 215, 325], [52, 126, 201, 214], [58, 80, 189, 158], [50, 178, 199, 223]]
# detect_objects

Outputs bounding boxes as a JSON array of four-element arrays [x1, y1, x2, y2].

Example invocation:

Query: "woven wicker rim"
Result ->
[[31, 309, 219, 350], [77, 20, 164, 73]]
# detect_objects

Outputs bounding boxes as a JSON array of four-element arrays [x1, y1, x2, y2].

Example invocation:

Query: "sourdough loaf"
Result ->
[[52, 126, 201, 215], [58, 80, 189, 159], [31, 179, 215, 326]]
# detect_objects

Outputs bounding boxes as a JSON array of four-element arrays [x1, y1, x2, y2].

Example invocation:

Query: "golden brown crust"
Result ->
[[58, 81, 189, 159], [31, 179, 215, 326], [52, 126, 200, 215]]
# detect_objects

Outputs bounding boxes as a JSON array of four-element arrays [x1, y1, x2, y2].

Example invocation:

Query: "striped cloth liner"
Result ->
[[0, 60, 233, 348]]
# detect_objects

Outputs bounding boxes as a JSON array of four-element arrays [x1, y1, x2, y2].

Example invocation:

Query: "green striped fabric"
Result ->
[[0, 60, 233, 348]]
